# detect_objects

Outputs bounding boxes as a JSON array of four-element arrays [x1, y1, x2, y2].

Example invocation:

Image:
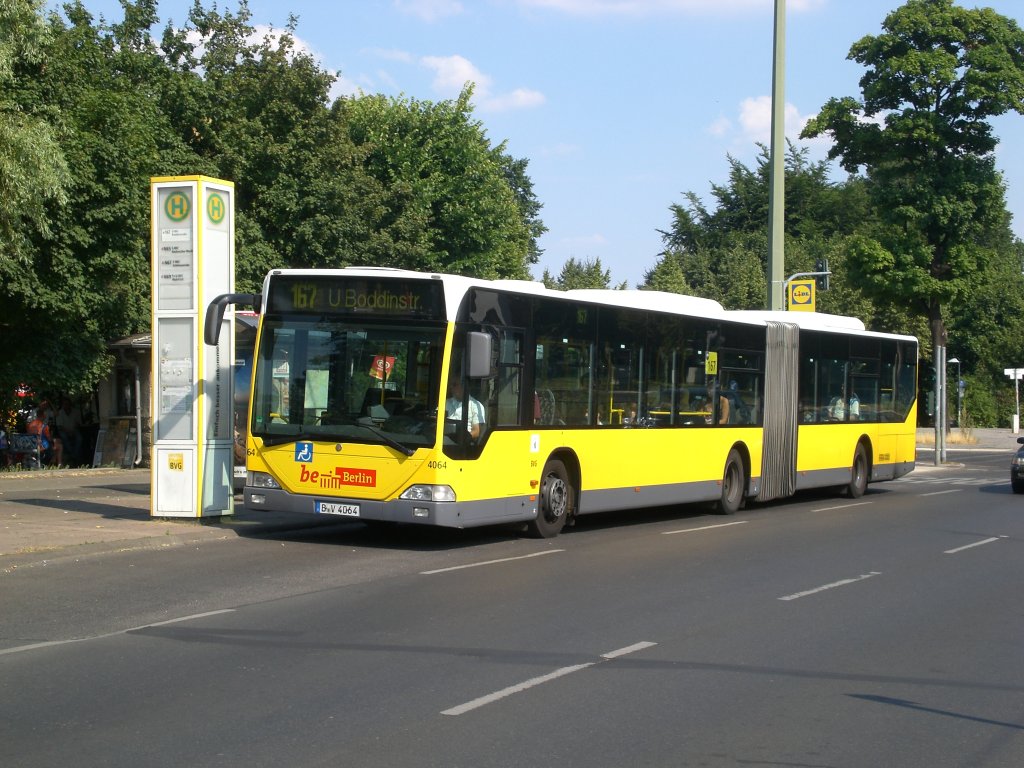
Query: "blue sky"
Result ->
[[72, 0, 1024, 288]]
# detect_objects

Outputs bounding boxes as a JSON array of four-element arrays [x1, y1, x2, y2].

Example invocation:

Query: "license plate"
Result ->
[[316, 501, 360, 517]]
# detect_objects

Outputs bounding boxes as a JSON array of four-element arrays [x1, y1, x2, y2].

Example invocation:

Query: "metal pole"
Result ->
[[767, 0, 786, 310], [935, 345, 945, 465], [952, 359, 961, 427]]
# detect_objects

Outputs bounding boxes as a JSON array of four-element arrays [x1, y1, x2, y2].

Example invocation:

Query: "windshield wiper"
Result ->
[[260, 431, 319, 447], [355, 422, 416, 457], [257, 423, 415, 457]]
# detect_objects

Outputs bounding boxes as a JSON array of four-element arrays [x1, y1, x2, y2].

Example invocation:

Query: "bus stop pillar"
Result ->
[[1006, 368, 1023, 435], [150, 176, 235, 518]]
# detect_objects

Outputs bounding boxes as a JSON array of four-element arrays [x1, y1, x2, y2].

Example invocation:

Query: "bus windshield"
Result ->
[[250, 317, 444, 451]]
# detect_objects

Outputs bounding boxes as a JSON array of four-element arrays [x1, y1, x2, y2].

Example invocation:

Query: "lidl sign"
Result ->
[[788, 280, 815, 312]]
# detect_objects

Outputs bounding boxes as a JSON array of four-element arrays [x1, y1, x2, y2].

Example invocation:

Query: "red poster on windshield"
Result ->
[[369, 355, 395, 380]]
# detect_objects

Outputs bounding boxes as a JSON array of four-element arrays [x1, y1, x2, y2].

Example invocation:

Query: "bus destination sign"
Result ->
[[268, 276, 444, 320]]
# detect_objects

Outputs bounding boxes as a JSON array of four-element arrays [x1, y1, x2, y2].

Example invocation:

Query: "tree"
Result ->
[[164, 2, 380, 291], [646, 143, 896, 323], [0, 0, 69, 267], [541, 257, 620, 290], [343, 86, 533, 279], [0, 0, 544, 407], [801, 0, 1024, 406], [0, 0, 195, 402]]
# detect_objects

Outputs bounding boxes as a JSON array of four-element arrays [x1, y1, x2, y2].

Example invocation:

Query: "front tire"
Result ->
[[846, 444, 869, 498], [528, 459, 573, 538], [715, 449, 745, 515]]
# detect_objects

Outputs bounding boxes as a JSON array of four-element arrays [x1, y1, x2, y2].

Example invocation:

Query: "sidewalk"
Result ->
[[1, 427, 1018, 568], [0, 467, 334, 570]]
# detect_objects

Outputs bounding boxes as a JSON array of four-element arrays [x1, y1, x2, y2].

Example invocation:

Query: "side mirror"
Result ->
[[203, 293, 261, 346], [467, 331, 492, 379]]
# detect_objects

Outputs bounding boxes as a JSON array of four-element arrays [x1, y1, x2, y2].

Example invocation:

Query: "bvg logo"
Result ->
[[299, 465, 377, 488]]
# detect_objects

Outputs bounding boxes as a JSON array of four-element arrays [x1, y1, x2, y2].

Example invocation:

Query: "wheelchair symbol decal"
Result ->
[[295, 442, 313, 463]]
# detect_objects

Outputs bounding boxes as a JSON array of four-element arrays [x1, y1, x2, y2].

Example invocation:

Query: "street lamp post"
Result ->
[[948, 357, 961, 427]]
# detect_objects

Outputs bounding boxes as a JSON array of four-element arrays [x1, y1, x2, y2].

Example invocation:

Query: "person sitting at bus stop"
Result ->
[[446, 377, 485, 439], [56, 397, 83, 465], [27, 407, 61, 466]]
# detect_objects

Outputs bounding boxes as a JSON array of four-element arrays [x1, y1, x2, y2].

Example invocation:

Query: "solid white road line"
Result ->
[[778, 572, 881, 602], [421, 550, 564, 575], [441, 641, 657, 716]]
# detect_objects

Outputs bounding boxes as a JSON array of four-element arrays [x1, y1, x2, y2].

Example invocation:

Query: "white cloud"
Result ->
[[422, 54, 493, 97], [368, 48, 416, 64], [707, 115, 732, 137], [737, 94, 809, 144], [329, 72, 364, 100], [420, 54, 544, 112], [481, 87, 546, 112], [394, 0, 464, 22]]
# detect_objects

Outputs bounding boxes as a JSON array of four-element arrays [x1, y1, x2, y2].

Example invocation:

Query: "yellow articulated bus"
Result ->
[[205, 267, 918, 538]]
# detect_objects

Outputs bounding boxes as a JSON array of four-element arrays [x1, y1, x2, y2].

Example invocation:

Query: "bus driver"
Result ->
[[446, 377, 485, 439]]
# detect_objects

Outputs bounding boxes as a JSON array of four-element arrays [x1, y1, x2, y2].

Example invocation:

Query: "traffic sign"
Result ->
[[788, 279, 815, 312]]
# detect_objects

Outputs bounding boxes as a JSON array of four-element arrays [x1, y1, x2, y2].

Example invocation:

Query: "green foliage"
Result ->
[[0, 0, 542, 401], [801, 0, 1024, 350], [343, 87, 532, 279], [541, 257, 618, 290], [644, 144, 877, 317], [0, 0, 69, 266]]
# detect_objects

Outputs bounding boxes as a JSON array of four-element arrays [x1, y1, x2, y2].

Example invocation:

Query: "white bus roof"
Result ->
[[264, 268, 914, 341]]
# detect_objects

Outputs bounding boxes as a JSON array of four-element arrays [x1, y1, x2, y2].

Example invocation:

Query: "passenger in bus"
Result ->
[[849, 390, 861, 420], [829, 390, 847, 421], [446, 377, 486, 439], [800, 399, 817, 422], [623, 402, 639, 425], [703, 384, 730, 425]]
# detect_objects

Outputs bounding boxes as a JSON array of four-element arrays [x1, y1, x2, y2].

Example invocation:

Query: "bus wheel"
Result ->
[[715, 449, 745, 515], [846, 444, 869, 498], [528, 459, 573, 538]]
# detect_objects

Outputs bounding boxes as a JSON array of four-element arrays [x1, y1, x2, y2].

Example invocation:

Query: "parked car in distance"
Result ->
[[1012, 437, 1024, 493]]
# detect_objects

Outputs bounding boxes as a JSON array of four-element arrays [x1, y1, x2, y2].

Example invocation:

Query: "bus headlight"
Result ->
[[400, 484, 456, 502], [248, 471, 281, 490]]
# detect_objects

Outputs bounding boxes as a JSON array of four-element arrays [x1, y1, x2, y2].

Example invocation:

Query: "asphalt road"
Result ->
[[2, 450, 1023, 767]]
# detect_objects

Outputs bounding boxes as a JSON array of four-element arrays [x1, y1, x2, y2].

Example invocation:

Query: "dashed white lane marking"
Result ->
[[600, 640, 658, 659], [662, 521, 748, 536], [778, 572, 882, 602], [421, 550, 564, 575], [441, 641, 657, 716], [919, 489, 963, 497], [0, 609, 236, 656], [944, 535, 1007, 555], [811, 501, 872, 513]]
